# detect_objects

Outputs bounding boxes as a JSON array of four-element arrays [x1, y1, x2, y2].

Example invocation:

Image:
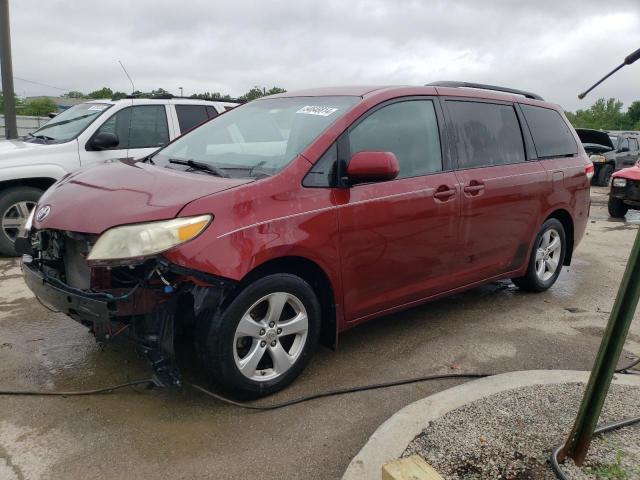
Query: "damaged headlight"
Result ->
[[87, 214, 212, 263]]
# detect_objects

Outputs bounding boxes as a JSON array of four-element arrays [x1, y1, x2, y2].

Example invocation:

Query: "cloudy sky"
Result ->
[[6, 0, 640, 111]]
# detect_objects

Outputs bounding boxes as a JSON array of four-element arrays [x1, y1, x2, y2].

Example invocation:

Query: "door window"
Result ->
[[520, 104, 578, 158], [348, 100, 442, 178], [620, 138, 630, 151], [447, 101, 525, 168], [630, 138, 639, 151], [176, 105, 210, 133], [93, 105, 169, 150]]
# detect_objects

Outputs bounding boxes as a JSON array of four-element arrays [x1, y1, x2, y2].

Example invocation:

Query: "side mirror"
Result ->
[[347, 151, 400, 184], [618, 146, 630, 153], [89, 132, 119, 150]]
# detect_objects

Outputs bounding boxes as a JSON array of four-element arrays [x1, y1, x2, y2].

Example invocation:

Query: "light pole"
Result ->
[[179, 87, 183, 97], [0, 0, 18, 139]]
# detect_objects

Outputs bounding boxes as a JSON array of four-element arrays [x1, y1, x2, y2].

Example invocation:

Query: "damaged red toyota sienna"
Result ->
[[18, 83, 592, 398]]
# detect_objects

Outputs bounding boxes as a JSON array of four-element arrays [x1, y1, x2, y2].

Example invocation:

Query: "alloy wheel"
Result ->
[[535, 228, 561, 282], [2, 201, 36, 242], [233, 292, 309, 382]]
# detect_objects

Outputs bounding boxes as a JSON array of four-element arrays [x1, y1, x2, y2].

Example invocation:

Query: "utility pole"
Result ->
[[179, 86, 183, 97], [0, 0, 17, 139], [559, 46, 640, 466]]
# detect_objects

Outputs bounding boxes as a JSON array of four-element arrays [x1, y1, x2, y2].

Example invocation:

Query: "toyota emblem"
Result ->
[[36, 205, 51, 222]]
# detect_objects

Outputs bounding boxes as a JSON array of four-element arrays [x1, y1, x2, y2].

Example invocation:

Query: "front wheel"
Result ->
[[512, 218, 566, 292], [197, 273, 321, 399], [608, 196, 628, 218], [0, 186, 42, 257]]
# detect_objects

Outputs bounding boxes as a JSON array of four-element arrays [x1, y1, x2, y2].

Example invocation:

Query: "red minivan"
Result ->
[[19, 83, 592, 398]]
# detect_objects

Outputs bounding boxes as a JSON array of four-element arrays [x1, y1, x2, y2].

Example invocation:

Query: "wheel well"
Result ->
[[236, 256, 337, 348], [546, 209, 574, 266], [0, 178, 57, 193]]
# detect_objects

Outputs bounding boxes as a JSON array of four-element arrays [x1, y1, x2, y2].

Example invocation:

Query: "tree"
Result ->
[[20, 97, 58, 116], [151, 88, 170, 96], [111, 91, 128, 100], [63, 91, 86, 98], [626, 101, 640, 128], [88, 87, 114, 99], [190, 92, 233, 101], [239, 86, 287, 102], [564, 98, 627, 130]]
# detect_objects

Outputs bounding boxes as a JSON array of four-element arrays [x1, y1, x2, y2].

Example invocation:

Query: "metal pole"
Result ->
[[559, 226, 640, 465], [0, 0, 17, 139]]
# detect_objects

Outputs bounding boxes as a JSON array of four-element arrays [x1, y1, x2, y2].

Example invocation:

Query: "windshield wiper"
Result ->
[[27, 132, 54, 143], [168, 158, 229, 178], [217, 161, 272, 178]]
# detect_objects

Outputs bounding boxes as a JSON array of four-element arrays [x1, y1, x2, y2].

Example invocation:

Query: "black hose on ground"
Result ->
[[550, 416, 640, 480], [0, 379, 154, 396], [190, 372, 490, 410]]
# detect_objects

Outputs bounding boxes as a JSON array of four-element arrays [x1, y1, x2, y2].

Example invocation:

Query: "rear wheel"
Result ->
[[608, 196, 628, 218], [594, 164, 614, 187], [512, 218, 566, 292], [0, 186, 42, 257], [197, 273, 321, 399]]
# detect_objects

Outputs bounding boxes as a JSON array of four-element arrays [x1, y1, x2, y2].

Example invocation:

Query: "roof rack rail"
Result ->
[[118, 93, 245, 103], [426, 81, 544, 101]]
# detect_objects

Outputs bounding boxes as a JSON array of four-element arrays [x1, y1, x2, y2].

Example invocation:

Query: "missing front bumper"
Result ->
[[22, 258, 237, 388]]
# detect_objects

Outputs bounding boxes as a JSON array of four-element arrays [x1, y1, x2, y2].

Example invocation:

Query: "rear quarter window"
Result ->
[[520, 104, 577, 158]]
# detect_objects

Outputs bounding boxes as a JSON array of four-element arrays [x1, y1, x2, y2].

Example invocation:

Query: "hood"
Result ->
[[575, 129, 615, 153], [34, 160, 251, 233], [612, 163, 640, 181]]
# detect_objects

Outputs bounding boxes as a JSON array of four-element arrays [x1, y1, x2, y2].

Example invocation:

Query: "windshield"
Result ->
[[153, 96, 359, 178], [609, 135, 618, 145], [30, 103, 113, 142]]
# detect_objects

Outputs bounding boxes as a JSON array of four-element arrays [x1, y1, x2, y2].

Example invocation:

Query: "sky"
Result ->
[[5, 0, 640, 112]]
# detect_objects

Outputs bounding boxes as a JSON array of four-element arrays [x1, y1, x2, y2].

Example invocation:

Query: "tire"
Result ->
[[512, 218, 566, 293], [594, 164, 614, 187], [197, 273, 321, 399], [0, 186, 42, 257], [608, 196, 628, 218]]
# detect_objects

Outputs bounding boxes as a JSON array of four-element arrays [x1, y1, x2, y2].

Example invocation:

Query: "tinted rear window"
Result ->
[[175, 105, 209, 133], [447, 101, 525, 168], [520, 104, 577, 158]]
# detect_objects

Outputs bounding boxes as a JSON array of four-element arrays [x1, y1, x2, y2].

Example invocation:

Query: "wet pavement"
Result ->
[[1, 187, 639, 480]]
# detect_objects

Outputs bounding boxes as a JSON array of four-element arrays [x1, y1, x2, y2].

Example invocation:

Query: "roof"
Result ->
[[268, 84, 555, 107], [268, 86, 391, 98], [80, 98, 237, 106]]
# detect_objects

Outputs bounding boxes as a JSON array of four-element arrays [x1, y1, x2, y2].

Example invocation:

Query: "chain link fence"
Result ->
[[0, 114, 50, 139]]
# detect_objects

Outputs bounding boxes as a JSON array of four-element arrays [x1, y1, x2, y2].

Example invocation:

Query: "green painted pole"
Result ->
[[559, 226, 640, 465]]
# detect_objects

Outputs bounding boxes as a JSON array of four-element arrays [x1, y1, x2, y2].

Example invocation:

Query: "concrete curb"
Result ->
[[342, 370, 640, 480]]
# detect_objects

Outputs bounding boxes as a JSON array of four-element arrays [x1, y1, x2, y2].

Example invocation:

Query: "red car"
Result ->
[[19, 83, 592, 398], [608, 161, 640, 217]]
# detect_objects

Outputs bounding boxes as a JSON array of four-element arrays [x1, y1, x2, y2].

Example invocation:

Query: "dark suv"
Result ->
[[19, 82, 592, 398], [578, 129, 640, 186]]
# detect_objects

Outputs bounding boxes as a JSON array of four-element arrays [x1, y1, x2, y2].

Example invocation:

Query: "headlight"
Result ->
[[589, 154, 606, 163], [612, 178, 627, 188], [87, 214, 212, 263]]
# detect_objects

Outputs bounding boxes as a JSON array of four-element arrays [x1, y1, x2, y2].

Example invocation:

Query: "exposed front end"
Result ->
[[19, 227, 236, 387]]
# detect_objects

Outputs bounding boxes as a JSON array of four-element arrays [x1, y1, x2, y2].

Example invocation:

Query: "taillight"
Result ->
[[585, 163, 594, 180]]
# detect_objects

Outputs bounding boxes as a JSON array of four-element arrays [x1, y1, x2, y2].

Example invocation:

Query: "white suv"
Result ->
[[0, 97, 238, 255]]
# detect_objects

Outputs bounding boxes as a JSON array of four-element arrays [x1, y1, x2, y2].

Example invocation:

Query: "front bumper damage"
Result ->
[[19, 229, 237, 388]]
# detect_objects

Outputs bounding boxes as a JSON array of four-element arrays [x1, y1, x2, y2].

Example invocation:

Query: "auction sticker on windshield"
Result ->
[[87, 105, 109, 111], [296, 105, 338, 116]]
